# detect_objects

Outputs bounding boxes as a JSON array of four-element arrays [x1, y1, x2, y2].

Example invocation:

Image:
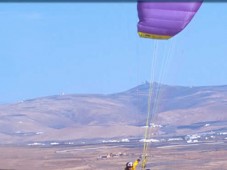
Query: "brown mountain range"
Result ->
[[0, 82, 227, 144]]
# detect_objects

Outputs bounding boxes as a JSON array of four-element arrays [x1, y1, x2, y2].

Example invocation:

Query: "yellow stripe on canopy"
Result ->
[[138, 32, 171, 40]]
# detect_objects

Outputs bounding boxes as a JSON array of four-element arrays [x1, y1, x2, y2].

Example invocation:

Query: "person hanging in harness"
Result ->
[[125, 158, 140, 170]]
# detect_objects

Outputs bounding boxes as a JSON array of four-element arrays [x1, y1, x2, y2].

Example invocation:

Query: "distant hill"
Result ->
[[0, 82, 227, 144]]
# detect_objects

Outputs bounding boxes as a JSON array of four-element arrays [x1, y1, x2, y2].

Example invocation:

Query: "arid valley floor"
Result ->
[[0, 141, 227, 170]]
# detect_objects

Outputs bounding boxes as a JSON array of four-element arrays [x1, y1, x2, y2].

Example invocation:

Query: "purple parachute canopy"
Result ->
[[137, 1, 203, 39]]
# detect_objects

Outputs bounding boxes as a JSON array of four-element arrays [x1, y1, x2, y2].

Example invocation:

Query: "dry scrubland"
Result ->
[[0, 142, 227, 170], [1, 84, 227, 170]]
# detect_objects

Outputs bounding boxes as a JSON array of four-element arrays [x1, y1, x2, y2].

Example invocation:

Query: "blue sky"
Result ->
[[0, 2, 227, 103]]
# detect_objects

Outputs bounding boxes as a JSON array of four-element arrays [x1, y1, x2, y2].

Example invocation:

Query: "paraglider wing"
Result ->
[[137, 1, 203, 39]]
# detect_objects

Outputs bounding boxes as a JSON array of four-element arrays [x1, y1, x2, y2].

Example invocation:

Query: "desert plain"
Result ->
[[0, 141, 227, 170]]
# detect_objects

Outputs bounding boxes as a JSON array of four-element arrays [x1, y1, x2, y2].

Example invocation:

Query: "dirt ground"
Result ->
[[0, 142, 227, 170]]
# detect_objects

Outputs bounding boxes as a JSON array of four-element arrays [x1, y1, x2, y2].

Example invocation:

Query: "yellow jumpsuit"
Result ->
[[132, 160, 139, 170]]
